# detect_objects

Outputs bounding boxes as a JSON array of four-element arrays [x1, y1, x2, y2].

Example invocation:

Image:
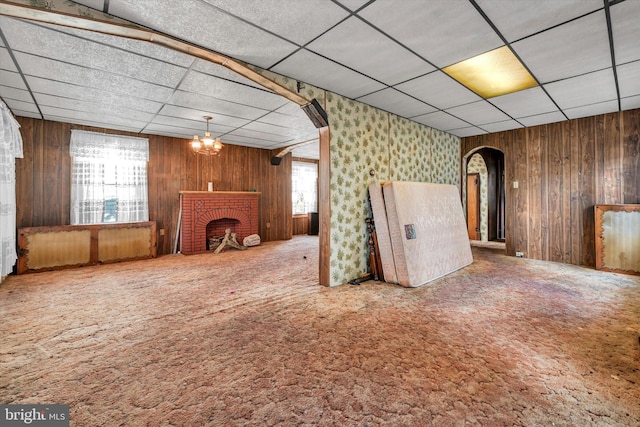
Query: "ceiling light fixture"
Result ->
[[443, 46, 538, 99], [191, 116, 224, 156]]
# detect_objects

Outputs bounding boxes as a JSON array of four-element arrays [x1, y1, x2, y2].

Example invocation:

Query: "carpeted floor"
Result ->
[[1, 236, 639, 426]]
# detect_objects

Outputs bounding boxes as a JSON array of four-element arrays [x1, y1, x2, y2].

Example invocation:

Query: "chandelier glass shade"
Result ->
[[191, 116, 224, 156]]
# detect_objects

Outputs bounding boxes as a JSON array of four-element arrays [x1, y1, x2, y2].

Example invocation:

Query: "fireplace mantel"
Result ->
[[179, 191, 260, 255]]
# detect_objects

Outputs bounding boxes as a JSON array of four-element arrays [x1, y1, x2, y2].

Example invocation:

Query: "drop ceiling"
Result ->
[[1, 0, 639, 160]]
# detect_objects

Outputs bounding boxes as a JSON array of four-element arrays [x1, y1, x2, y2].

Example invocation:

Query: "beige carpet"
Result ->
[[1, 236, 639, 426]]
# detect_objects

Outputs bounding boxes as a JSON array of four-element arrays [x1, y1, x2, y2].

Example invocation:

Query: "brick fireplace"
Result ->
[[179, 191, 260, 255]]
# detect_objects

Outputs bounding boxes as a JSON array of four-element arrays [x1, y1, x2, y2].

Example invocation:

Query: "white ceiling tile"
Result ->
[[10, 110, 40, 119], [273, 102, 308, 118], [15, 52, 175, 103], [544, 69, 616, 110], [3, 99, 39, 114], [621, 94, 640, 111], [476, 0, 602, 42], [35, 93, 155, 123], [40, 22, 196, 67], [0, 0, 634, 142], [139, 125, 195, 140], [271, 49, 386, 99], [512, 10, 611, 83], [192, 60, 265, 90], [335, 0, 370, 12], [143, 122, 228, 140], [481, 120, 524, 133], [257, 111, 318, 132], [611, 0, 640, 64], [0, 47, 18, 72], [412, 111, 470, 132], [564, 100, 619, 120], [0, 86, 33, 103], [359, 0, 502, 68], [179, 71, 286, 111], [445, 101, 510, 126], [307, 16, 433, 85], [617, 61, 640, 98], [395, 71, 481, 110], [149, 115, 235, 136], [0, 70, 27, 90], [291, 142, 319, 160], [203, 0, 349, 46], [167, 91, 267, 121], [227, 127, 292, 144], [156, 105, 250, 128], [27, 77, 162, 114], [109, 0, 298, 69], [221, 133, 283, 148], [41, 106, 147, 130], [243, 120, 302, 138], [1, 18, 188, 88], [518, 111, 567, 127], [448, 127, 487, 138], [489, 87, 558, 119], [357, 88, 436, 118]]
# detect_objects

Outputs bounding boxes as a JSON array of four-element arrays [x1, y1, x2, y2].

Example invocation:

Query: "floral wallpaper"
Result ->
[[326, 93, 391, 285], [467, 153, 488, 241], [257, 68, 461, 286], [327, 96, 461, 286]]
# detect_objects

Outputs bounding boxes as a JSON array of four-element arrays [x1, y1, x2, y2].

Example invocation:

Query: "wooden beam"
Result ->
[[318, 127, 330, 286], [272, 138, 318, 159], [0, 0, 310, 106]]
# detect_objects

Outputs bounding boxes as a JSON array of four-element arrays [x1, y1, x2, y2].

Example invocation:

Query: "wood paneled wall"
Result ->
[[15, 117, 293, 256], [292, 215, 309, 235], [461, 109, 640, 267]]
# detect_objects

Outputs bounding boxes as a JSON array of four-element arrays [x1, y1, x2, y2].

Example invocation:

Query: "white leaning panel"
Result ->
[[382, 181, 473, 287], [368, 182, 398, 283]]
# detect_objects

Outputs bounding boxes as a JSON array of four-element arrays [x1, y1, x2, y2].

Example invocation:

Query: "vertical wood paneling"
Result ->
[[578, 116, 596, 267], [623, 109, 640, 203], [147, 137, 159, 249], [462, 108, 640, 268], [14, 117, 294, 257], [15, 118, 35, 227], [500, 133, 515, 256], [527, 126, 543, 260], [547, 122, 568, 262], [292, 215, 309, 235], [601, 113, 622, 204], [513, 128, 529, 256], [539, 125, 549, 260], [569, 120, 581, 265], [32, 118, 45, 226], [560, 121, 572, 264], [42, 121, 63, 225]]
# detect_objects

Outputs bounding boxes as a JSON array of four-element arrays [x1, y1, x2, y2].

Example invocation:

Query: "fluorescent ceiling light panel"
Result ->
[[443, 46, 538, 99]]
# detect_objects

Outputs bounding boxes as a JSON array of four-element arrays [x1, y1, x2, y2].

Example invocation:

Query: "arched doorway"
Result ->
[[463, 147, 505, 245]]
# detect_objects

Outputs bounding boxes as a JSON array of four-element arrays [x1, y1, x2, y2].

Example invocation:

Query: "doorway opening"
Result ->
[[464, 147, 505, 247]]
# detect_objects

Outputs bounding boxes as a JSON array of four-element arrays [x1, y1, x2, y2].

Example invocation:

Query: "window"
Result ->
[[292, 160, 318, 215], [70, 130, 149, 225]]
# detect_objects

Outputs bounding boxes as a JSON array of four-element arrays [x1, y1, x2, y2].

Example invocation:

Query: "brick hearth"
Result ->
[[179, 191, 260, 255]]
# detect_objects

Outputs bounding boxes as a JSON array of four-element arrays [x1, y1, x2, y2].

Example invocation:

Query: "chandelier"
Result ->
[[191, 116, 224, 156]]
